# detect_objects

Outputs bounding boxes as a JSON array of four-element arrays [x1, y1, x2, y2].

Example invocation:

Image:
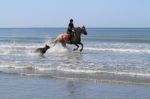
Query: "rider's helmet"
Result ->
[[70, 19, 73, 22]]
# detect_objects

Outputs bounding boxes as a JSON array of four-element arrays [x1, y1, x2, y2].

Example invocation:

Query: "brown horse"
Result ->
[[36, 26, 87, 55], [52, 26, 87, 51]]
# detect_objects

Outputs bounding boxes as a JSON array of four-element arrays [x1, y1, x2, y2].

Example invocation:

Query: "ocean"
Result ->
[[1, 28, 150, 99], [0, 28, 150, 84]]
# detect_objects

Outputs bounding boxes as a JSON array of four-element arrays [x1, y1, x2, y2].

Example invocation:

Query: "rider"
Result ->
[[67, 19, 75, 43]]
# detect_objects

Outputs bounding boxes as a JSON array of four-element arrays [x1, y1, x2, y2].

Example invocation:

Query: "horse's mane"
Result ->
[[75, 27, 80, 29], [74, 27, 81, 32]]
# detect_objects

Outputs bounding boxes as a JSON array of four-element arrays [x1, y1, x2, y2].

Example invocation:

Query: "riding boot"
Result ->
[[69, 38, 73, 44]]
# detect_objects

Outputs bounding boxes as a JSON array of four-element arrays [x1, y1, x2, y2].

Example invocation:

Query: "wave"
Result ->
[[1, 64, 150, 84], [0, 43, 69, 56], [84, 47, 150, 54], [1, 43, 150, 56]]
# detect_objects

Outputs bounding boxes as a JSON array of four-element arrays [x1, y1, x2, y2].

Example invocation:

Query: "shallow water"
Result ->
[[0, 28, 150, 84], [1, 72, 150, 99]]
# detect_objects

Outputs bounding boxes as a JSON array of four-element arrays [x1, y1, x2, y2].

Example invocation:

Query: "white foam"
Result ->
[[0, 43, 43, 56], [85, 47, 150, 54], [1, 64, 150, 78], [47, 43, 69, 53], [52, 67, 150, 78]]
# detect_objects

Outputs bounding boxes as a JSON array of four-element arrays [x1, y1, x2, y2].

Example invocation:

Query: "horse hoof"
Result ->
[[73, 49, 77, 51], [80, 49, 83, 52]]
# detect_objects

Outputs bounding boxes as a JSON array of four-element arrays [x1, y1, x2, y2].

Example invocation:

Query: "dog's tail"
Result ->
[[35, 44, 50, 55]]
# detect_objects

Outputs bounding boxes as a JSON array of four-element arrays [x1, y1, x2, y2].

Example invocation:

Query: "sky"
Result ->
[[0, 0, 150, 28]]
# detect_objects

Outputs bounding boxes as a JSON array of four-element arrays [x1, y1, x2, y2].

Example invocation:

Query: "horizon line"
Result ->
[[0, 27, 150, 29]]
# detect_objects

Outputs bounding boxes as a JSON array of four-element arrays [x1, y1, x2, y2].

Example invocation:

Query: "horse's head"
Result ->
[[74, 26, 87, 36], [81, 26, 87, 35]]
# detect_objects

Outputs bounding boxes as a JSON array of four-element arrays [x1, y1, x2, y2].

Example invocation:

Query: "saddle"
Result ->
[[63, 33, 71, 40]]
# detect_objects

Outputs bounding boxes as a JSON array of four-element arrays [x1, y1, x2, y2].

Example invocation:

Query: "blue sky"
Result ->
[[0, 0, 150, 27]]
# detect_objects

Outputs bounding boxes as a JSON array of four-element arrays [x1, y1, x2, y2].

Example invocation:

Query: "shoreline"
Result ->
[[0, 72, 150, 99], [1, 68, 150, 85]]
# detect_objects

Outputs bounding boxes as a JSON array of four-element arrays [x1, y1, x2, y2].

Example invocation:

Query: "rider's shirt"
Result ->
[[67, 22, 74, 34]]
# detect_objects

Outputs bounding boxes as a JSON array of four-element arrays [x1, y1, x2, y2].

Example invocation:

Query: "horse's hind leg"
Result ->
[[61, 41, 66, 48], [73, 43, 79, 51]]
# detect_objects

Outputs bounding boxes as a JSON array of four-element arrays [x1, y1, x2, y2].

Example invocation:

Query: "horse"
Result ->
[[35, 26, 87, 55], [52, 26, 87, 51]]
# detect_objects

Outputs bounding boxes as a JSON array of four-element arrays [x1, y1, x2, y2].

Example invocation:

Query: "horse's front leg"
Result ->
[[78, 42, 83, 52], [73, 43, 79, 51]]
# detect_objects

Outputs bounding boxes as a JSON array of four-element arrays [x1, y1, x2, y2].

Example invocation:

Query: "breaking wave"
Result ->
[[0, 43, 150, 56], [85, 47, 150, 54], [1, 64, 150, 84]]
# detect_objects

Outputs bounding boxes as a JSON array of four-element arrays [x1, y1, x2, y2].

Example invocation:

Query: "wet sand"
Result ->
[[0, 72, 150, 99]]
